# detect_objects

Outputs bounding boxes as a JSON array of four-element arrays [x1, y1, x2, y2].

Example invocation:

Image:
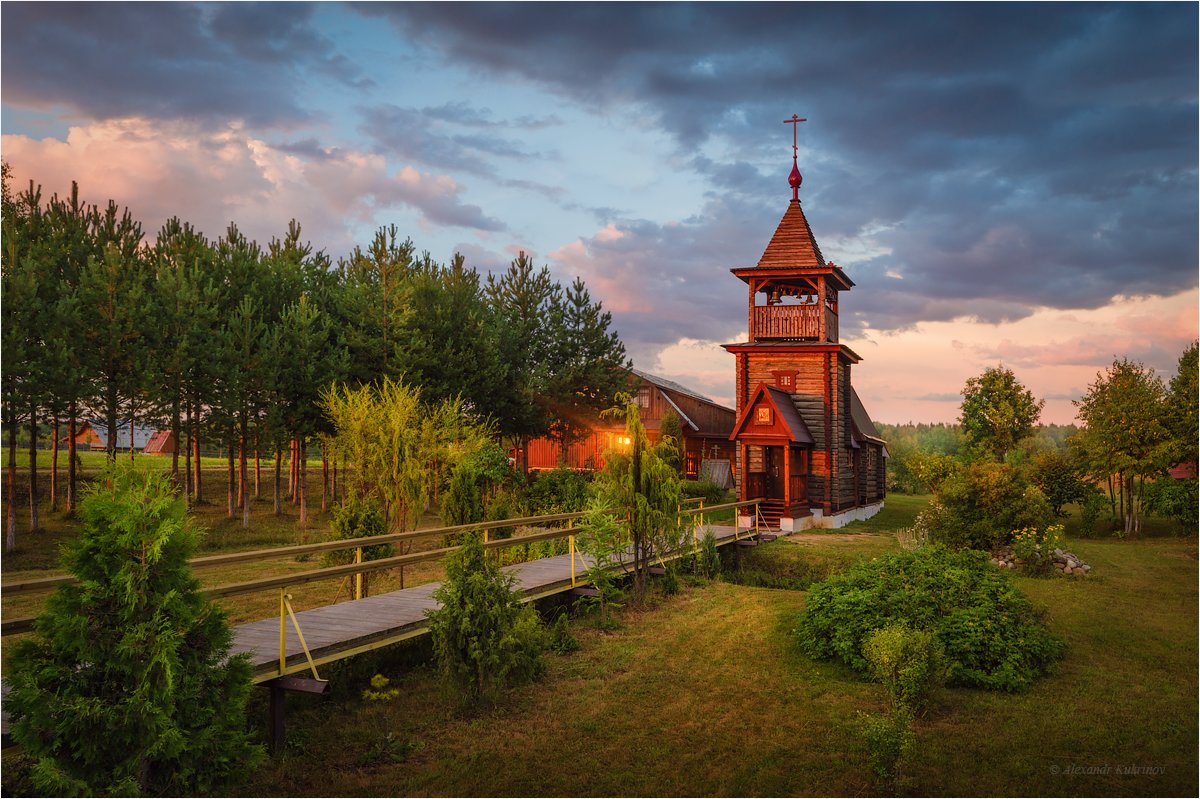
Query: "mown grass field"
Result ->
[[227, 496, 1196, 797], [3, 480, 1196, 796]]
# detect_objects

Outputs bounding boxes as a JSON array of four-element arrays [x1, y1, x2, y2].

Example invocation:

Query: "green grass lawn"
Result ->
[[4, 484, 1196, 797], [222, 498, 1196, 797]]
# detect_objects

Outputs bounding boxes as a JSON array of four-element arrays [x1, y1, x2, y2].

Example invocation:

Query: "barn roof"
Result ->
[[630, 368, 731, 414], [87, 420, 160, 450], [143, 430, 174, 454]]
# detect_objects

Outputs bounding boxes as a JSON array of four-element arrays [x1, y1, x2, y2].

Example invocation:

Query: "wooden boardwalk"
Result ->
[[234, 523, 746, 682]]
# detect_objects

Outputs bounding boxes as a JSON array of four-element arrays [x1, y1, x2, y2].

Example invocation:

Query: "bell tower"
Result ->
[[724, 116, 879, 528]]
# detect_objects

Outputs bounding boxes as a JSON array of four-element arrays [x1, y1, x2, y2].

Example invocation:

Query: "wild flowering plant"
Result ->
[[1011, 524, 1065, 570]]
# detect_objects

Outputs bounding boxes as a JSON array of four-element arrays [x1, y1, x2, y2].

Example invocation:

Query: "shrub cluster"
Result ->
[[679, 478, 728, 505], [796, 545, 1064, 692], [1144, 477, 1199, 532], [523, 467, 592, 515], [919, 461, 1053, 550], [322, 498, 394, 566]]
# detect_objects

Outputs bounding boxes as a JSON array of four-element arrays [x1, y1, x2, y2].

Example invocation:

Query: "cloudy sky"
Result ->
[[3, 2, 1196, 424]]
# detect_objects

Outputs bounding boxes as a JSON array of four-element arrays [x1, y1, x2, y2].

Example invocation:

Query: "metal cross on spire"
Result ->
[[784, 113, 807, 201]]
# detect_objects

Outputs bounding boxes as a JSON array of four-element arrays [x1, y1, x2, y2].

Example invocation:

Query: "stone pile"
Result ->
[[989, 547, 1092, 576], [1051, 548, 1091, 576]]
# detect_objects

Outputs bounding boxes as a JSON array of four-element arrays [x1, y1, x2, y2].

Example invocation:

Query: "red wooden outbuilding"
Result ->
[[519, 369, 736, 481]]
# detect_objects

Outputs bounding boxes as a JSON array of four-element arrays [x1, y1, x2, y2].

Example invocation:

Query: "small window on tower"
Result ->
[[773, 370, 798, 390], [636, 386, 651, 408]]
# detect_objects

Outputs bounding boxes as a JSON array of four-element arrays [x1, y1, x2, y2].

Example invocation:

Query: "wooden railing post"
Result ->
[[278, 588, 287, 675], [354, 547, 363, 600], [570, 534, 577, 587]]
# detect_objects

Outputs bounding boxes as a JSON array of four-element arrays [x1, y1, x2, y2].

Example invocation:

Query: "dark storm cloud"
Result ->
[[1, 2, 369, 126], [358, 102, 568, 203], [359, 103, 547, 174], [363, 2, 1198, 333]]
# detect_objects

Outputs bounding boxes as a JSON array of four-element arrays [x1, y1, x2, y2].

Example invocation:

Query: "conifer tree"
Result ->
[[544, 277, 630, 459], [5, 465, 262, 795], [591, 401, 684, 602], [427, 533, 544, 707], [1166, 341, 1199, 467]]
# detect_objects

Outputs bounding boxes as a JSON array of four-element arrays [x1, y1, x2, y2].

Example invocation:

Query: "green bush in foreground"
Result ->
[[427, 533, 544, 707], [5, 466, 262, 795], [322, 497, 394, 566], [862, 624, 948, 713], [859, 708, 915, 795], [797, 546, 1064, 692]]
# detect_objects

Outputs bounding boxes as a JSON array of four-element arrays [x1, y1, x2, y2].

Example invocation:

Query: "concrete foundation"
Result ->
[[739, 499, 885, 532]]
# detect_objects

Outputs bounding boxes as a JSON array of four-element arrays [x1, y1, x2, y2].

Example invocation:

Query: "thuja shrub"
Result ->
[[427, 533, 544, 707], [859, 708, 915, 795], [322, 497, 394, 566], [797, 546, 1064, 692], [5, 465, 262, 796]]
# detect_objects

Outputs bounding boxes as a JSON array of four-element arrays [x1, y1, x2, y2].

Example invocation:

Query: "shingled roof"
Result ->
[[756, 199, 825, 269]]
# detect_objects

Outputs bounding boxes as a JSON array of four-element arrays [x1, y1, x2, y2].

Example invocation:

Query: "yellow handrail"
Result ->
[[280, 589, 321, 680]]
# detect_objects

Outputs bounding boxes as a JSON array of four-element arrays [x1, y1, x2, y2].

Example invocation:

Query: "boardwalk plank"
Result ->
[[232, 525, 741, 676]]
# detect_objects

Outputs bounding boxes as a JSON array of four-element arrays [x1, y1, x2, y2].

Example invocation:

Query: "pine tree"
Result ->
[[5, 465, 262, 795]]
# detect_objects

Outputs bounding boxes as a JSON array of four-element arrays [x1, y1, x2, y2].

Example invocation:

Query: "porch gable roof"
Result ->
[[728, 383, 814, 445]]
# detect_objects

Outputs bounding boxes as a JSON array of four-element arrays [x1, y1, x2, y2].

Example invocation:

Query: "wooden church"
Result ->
[[724, 121, 887, 530]]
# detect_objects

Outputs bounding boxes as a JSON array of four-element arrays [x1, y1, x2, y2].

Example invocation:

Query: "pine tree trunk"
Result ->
[[273, 447, 282, 516], [28, 405, 39, 533], [184, 402, 193, 506], [193, 413, 203, 504], [321, 450, 328, 513], [239, 412, 249, 529], [129, 418, 135, 463], [226, 442, 235, 519], [105, 400, 117, 463], [6, 421, 17, 552], [50, 417, 59, 512], [170, 396, 181, 492], [67, 406, 77, 515], [289, 438, 297, 503], [254, 434, 261, 499], [332, 459, 338, 509], [298, 438, 308, 528]]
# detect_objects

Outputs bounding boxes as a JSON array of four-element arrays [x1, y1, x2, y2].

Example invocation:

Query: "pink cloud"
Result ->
[[2, 117, 502, 255]]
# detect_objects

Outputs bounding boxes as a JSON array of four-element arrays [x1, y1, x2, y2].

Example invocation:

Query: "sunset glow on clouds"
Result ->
[[2, 3, 1196, 424]]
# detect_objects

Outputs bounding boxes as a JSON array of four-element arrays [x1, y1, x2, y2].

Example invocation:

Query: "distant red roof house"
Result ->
[[143, 430, 177, 455], [1167, 462, 1197, 480]]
